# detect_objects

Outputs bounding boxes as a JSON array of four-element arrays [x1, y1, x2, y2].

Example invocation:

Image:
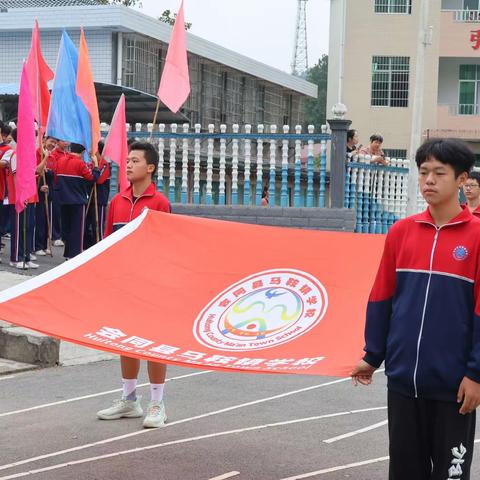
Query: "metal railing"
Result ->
[[453, 9, 480, 22]]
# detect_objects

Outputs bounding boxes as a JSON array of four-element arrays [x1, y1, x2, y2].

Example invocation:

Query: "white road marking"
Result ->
[[279, 437, 480, 479], [0, 407, 387, 479], [0, 376, 355, 472], [323, 419, 388, 444], [279, 456, 390, 479], [208, 472, 240, 480], [0, 370, 212, 418]]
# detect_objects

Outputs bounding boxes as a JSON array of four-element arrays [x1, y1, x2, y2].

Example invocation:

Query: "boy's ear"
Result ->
[[458, 172, 468, 187], [147, 163, 155, 174]]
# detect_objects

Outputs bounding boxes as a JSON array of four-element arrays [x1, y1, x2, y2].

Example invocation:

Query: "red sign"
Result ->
[[0, 210, 385, 377], [470, 30, 480, 50]]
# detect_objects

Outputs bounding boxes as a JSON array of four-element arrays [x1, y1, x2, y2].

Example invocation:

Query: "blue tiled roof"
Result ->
[[0, 0, 103, 8]]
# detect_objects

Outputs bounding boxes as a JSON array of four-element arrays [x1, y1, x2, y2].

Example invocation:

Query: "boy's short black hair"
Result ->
[[468, 171, 480, 185], [70, 143, 86, 154], [347, 129, 357, 142], [2, 125, 12, 137], [129, 141, 159, 176], [369, 134, 383, 143], [97, 140, 105, 155], [11, 128, 17, 143], [416, 138, 475, 178]]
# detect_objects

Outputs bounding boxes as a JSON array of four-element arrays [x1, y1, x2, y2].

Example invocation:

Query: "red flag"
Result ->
[[15, 64, 37, 213], [0, 211, 385, 376], [76, 27, 100, 155], [103, 94, 128, 192], [157, 0, 190, 113], [25, 20, 54, 135]]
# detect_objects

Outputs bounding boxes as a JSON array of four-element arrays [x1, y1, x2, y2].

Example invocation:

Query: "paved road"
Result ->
[[0, 361, 479, 480]]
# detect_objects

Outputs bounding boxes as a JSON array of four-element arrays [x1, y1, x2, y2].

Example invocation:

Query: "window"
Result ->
[[374, 0, 412, 14], [371, 56, 410, 107], [459, 65, 480, 115], [464, 0, 479, 10]]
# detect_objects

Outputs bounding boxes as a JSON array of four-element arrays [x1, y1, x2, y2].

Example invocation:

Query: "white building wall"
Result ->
[[0, 29, 113, 84]]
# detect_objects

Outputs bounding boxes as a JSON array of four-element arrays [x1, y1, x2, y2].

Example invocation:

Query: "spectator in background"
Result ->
[[261, 185, 269, 206], [346, 129, 361, 156], [360, 134, 388, 166]]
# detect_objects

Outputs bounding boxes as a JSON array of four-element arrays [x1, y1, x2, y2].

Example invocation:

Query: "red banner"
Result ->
[[0, 210, 385, 376]]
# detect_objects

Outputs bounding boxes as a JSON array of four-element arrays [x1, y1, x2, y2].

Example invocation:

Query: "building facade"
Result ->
[[0, 0, 317, 127], [328, 0, 480, 158]]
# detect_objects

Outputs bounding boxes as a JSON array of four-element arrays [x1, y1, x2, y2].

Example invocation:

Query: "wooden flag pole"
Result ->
[[93, 184, 100, 244], [150, 98, 161, 141]]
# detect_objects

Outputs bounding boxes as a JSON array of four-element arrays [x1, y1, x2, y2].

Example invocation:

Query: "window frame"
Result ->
[[374, 0, 412, 15], [371, 56, 410, 108]]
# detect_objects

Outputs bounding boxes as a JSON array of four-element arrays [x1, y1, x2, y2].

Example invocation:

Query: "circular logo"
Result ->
[[453, 245, 469, 261], [193, 269, 328, 351]]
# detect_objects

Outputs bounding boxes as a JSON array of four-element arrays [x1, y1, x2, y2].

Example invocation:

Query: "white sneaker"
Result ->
[[26, 261, 39, 269], [29, 254, 37, 261], [9, 261, 29, 270], [35, 250, 47, 256], [143, 400, 167, 428], [53, 239, 64, 247], [97, 397, 143, 420], [45, 249, 52, 255]]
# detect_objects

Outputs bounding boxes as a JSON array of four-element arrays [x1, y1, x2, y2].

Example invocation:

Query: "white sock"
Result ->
[[150, 383, 165, 402], [122, 378, 137, 401]]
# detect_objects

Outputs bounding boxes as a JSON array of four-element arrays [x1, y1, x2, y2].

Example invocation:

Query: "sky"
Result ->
[[132, 0, 330, 73]]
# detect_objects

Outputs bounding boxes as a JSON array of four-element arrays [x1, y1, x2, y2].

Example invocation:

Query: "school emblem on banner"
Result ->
[[193, 269, 328, 351]]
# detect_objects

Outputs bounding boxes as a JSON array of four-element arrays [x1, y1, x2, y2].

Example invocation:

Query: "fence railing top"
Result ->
[[103, 131, 331, 141], [346, 160, 409, 174]]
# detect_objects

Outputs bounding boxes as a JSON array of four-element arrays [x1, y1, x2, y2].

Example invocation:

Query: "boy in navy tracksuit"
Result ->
[[97, 141, 171, 429], [52, 142, 99, 259], [34, 136, 57, 256], [352, 139, 480, 479], [84, 140, 110, 249]]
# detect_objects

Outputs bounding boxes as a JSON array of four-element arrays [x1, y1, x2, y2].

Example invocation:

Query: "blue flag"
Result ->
[[46, 31, 91, 151]]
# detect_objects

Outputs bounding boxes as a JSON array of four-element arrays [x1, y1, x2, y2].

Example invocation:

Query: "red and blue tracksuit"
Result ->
[[34, 149, 50, 252], [46, 147, 66, 242], [84, 156, 110, 249], [365, 207, 480, 478], [105, 182, 170, 237], [0, 144, 11, 237], [51, 152, 100, 259], [3, 148, 36, 263]]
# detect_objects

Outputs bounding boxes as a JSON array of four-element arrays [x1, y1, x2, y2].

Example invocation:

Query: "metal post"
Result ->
[[327, 116, 351, 208]]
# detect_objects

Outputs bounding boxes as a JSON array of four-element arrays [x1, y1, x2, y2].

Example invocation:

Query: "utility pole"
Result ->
[[406, 0, 432, 216], [291, 0, 309, 76]]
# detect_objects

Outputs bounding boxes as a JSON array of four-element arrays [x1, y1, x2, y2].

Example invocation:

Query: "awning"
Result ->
[[0, 81, 188, 125]]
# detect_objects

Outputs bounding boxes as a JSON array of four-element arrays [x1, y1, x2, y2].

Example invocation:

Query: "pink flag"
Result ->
[[157, 0, 190, 113], [103, 94, 128, 192], [25, 20, 54, 136], [16, 64, 37, 213]]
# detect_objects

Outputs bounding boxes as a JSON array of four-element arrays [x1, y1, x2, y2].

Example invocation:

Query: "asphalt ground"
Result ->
[[0, 361, 478, 480]]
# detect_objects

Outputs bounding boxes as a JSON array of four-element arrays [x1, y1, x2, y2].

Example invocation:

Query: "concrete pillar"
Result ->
[[327, 117, 351, 208]]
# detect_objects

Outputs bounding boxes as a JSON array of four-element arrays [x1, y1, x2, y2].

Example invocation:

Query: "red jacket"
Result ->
[[105, 183, 170, 237]]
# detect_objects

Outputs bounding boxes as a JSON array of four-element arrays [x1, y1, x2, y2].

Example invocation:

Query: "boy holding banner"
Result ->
[[97, 141, 170, 429], [352, 138, 480, 479]]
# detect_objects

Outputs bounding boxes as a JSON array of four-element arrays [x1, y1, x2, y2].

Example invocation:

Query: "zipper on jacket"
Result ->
[[412, 226, 440, 398]]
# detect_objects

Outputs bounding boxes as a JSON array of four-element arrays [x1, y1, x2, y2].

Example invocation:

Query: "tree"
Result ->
[[304, 55, 328, 131], [158, 9, 192, 30]]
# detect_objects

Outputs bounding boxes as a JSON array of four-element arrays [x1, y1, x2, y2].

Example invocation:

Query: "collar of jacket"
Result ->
[[415, 205, 473, 227]]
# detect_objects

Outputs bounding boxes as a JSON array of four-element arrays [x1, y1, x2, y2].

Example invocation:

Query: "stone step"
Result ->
[[0, 357, 39, 375]]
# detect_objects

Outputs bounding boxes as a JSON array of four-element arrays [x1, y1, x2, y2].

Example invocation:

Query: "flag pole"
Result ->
[[93, 183, 100, 243], [150, 98, 161, 141]]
